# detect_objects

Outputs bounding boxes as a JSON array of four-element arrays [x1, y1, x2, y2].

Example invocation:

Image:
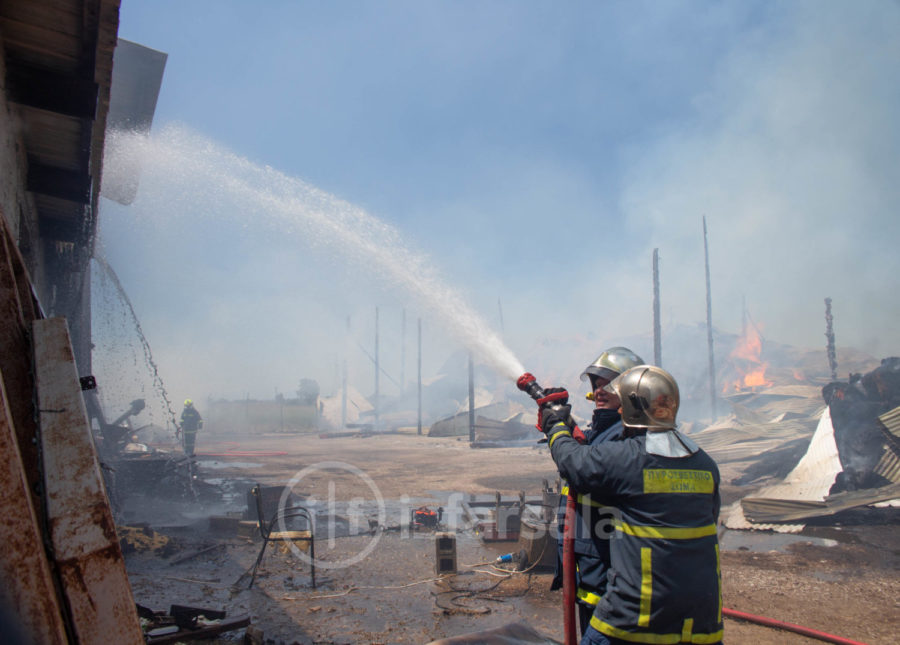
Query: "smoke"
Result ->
[[605, 3, 900, 359], [100, 1, 899, 413]]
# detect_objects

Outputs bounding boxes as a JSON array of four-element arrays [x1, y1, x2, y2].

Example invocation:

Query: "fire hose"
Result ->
[[722, 608, 869, 645], [517, 373, 578, 645]]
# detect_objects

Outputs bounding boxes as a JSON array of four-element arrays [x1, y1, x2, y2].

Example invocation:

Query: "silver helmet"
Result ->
[[581, 346, 645, 383], [604, 365, 679, 430]]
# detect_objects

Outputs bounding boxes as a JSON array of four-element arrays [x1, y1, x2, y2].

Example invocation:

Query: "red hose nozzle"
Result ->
[[517, 372, 545, 402]]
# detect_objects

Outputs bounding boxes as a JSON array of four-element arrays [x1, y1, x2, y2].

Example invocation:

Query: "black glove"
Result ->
[[541, 404, 575, 438], [536, 387, 574, 442]]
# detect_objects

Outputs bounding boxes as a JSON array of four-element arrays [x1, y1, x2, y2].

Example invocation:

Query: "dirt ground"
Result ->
[[122, 432, 899, 644]]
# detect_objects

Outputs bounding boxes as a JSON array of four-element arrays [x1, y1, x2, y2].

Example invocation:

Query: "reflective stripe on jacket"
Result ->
[[551, 432, 723, 643]]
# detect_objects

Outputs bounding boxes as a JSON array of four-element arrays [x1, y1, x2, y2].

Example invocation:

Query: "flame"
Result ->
[[722, 323, 772, 392]]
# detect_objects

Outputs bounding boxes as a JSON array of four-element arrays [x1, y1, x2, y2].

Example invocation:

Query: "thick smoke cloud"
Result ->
[[606, 3, 900, 358], [96, 1, 899, 420]]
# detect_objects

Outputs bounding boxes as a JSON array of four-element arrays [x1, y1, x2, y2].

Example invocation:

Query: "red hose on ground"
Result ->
[[723, 607, 869, 645], [194, 451, 288, 457], [563, 491, 577, 645]]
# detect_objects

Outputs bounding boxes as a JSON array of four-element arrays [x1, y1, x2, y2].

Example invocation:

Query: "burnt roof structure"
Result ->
[[1, 0, 120, 372]]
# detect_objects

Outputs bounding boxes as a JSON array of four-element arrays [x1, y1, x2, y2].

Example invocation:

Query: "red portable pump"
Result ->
[[516, 372, 578, 645]]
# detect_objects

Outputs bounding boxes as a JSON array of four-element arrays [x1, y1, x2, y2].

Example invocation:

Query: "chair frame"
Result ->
[[248, 484, 316, 589]]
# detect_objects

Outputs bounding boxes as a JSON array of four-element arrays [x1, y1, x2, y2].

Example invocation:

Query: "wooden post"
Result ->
[[825, 298, 837, 381], [468, 353, 475, 444], [342, 315, 349, 429], [401, 308, 406, 392], [374, 306, 380, 430], [417, 318, 423, 435], [703, 217, 717, 419]]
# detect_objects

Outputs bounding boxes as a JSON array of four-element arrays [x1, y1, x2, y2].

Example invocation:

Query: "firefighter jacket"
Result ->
[[550, 430, 723, 644], [551, 408, 623, 611], [181, 406, 202, 433]]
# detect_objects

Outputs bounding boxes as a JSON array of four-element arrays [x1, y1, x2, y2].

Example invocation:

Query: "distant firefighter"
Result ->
[[180, 399, 203, 457]]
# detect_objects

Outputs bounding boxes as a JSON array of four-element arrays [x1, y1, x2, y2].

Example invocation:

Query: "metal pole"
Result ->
[[341, 315, 348, 429], [703, 216, 717, 419], [375, 306, 380, 430], [825, 298, 837, 381], [652, 248, 661, 367], [417, 317, 422, 436], [468, 353, 475, 444]]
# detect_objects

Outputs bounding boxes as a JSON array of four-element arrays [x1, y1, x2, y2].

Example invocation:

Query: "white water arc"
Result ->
[[102, 125, 525, 381]]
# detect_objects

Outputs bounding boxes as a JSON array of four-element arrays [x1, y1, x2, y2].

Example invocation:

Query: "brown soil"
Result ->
[[124, 432, 900, 644]]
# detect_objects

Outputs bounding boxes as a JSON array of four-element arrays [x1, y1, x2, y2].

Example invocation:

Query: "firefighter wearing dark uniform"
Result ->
[[551, 347, 645, 636], [180, 399, 203, 457], [540, 365, 723, 645]]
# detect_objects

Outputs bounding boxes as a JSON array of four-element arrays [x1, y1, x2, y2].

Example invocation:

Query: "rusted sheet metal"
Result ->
[[0, 369, 68, 644], [33, 317, 144, 645], [0, 211, 43, 519]]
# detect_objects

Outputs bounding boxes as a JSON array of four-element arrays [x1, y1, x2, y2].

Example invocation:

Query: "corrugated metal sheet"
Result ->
[[874, 448, 900, 483], [878, 406, 900, 439], [693, 418, 816, 464], [725, 407, 842, 531], [741, 483, 900, 523]]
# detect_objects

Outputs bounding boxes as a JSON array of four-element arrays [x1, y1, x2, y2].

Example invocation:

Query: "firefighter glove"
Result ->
[[536, 387, 569, 433], [540, 404, 575, 446]]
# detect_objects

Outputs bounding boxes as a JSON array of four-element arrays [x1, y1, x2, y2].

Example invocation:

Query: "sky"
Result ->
[[96, 1, 900, 415]]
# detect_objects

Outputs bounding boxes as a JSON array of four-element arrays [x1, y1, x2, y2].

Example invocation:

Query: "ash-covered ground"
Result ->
[[120, 433, 899, 644]]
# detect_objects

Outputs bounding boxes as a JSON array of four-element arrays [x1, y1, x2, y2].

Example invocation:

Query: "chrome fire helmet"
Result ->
[[604, 365, 680, 430], [581, 346, 645, 384]]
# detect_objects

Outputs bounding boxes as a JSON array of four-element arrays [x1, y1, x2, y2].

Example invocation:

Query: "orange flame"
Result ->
[[723, 323, 772, 392]]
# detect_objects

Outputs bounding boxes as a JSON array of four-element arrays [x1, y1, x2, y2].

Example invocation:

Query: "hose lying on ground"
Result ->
[[723, 607, 869, 645]]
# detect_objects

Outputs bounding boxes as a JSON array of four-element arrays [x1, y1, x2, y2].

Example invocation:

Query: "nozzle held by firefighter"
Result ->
[[518, 347, 723, 645]]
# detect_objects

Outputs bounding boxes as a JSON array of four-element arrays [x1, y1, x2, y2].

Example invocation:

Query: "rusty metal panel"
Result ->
[[33, 317, 144, 645], [0, 369, 68, 644]]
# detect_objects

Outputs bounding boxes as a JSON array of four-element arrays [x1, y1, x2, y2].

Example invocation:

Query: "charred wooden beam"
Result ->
[[38, 216, 83, 243], [27, 160, 92, 204], [5, 57, 98, 119]]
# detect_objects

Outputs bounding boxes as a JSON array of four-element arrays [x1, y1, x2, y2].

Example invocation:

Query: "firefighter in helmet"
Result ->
[[540, 366, 723, 645], [180, 399, 203, 457], [551, 347, 645, 637]]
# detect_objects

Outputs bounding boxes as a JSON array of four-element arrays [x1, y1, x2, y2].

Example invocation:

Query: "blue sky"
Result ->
[[97, 1, 900, 409]]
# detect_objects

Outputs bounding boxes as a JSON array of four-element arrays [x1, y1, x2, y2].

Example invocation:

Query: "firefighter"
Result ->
[[180, 399, 203, 457], [539, 366, 723, 645], [551, 347, 645, 636]]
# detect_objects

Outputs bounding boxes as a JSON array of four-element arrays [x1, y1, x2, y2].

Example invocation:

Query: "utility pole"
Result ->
[[468, 352, 475, 444], [652, 248, 662, 367], [703, 216, 717, 419], [825, 298, 837, 381], [417, 317, 423, 436], [401, 308, 406, 393], [341, 315, 348, 429], [374, 306, 380, 431]]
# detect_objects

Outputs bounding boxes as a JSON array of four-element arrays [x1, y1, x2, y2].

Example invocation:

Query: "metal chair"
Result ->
[[248, 484, 315, 589]]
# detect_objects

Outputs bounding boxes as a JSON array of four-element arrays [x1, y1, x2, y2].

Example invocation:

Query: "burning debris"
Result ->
[[718, 357, 900, 530], [721, 322, 773, 393]]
